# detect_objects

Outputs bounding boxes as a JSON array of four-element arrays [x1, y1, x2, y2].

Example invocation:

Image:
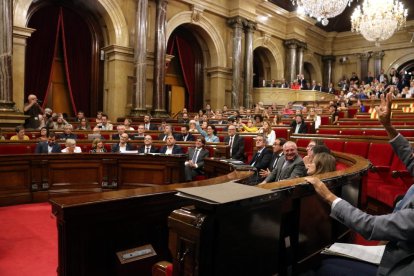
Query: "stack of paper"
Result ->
[[322, 243, 385, 264]]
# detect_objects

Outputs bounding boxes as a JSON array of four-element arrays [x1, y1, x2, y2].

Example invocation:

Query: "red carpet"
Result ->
[[0, 203, 57, 276]]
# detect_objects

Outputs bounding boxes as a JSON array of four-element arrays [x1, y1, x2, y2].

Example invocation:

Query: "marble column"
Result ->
[[322, 55, 335, 88], [359, 52, 371, 84], [228, 16, 244, 109], [297, 42, 306, 77], [152, 0, 168, 117], [0, 0, 15, 111], [284, 39, 299, 83], [130, 0, 148, 116], [243, 20, 256, 109], [373, 51, 385, 80]]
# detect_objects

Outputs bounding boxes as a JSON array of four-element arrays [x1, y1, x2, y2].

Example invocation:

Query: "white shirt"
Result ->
[[62, 146, 82, 153], [165, 147, 173, 155]]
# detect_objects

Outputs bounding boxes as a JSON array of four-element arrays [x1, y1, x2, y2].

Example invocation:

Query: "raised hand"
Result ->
[[375, 92, 398, 139]]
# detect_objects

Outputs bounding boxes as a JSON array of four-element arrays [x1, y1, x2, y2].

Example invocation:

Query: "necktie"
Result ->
[[251, 151, 261, 166], [145, 124, 149, 130], [229, 136, 234, 156], [192, 149, 199, 163], [145, 147, 150, 154]]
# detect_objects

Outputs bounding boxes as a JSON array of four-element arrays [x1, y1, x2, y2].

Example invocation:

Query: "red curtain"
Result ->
[[25, 6, 60, 106], [175, 36, 196, 111], [25, 5, 92, 116]]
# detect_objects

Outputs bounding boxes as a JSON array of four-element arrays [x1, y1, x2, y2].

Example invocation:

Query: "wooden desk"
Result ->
[[253, 88, 335, 105]]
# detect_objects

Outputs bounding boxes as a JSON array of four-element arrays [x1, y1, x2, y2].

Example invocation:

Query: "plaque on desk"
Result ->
[[176, 182, 276, 209]]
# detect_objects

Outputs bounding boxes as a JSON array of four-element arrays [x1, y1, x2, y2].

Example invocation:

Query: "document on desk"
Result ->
[[321, 243, 385, 265]]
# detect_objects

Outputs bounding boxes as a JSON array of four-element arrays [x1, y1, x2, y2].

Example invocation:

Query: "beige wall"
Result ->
[[12, 0, 414, 119]]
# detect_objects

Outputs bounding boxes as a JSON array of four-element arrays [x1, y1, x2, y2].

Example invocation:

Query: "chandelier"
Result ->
[[351, 0, 408, 46], [291, 0, 353, 26]]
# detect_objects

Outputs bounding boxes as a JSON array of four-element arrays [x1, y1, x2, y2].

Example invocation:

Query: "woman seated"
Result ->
[[306, 108, 322, 129], [10, 126, 30, 141], [258, 121, 275, 146], [38, 127, 48, 142], [241, 119, 258, 133], [195, 117, 219, 143], [90, 138, 107, 153], [271, 114, 284, 126], [76, 118, 91, 131], [188, 120, 198, 133], [306, 152, 336, 176], [62, 138, 82, 153], [303, 141, 330, 169]]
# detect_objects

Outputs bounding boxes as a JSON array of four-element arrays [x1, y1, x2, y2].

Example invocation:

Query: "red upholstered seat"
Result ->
[[340, 129, 364, 135], [194, 175, 206, 181], [295, 138, 310, 148], [0, 144, 34, 154], [343, 141, 369, 158], [317, 129, 340, 135], [274, 128, 289, 139], [377, 184, 408, 207], [363, 129, 387, 136], [324, 140, 344, 152], [243, 136, 254, 163]]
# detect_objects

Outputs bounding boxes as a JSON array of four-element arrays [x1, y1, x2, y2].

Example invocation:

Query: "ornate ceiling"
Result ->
[[269, 0, 414, 32]]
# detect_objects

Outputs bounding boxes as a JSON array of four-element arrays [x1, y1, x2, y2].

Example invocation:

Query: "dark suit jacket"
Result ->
[[158, 133, 181, 141], [224, 134, 245, 161], [111, 134, 122, 140], [187, 147, 210, 170], [111, 143, 135, 153], [144, 123, 158, 131], [138, 145, 159, 154], [290, 122, 308, 134], [159, 145, 183, 154], [177, 133, 195, 142], [35, 142, 62, 153], [58, 133, 78, 140], [264, 155, 306, 183], [249, 148, 272, 171]]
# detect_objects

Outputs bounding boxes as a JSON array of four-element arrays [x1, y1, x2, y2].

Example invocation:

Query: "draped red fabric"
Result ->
[[175, 36, 196, 110], [25, 6, 60, 104], [25, 5, 93, 116], [60, 8, 92, 116]]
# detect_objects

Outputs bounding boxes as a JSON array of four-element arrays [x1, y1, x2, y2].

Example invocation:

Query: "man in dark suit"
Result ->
[[159, 135, 183, 155], [58, 124, 78, 140], [111, 125, 126, 140], [290, 115, 308, 134], [143, 114, 158, 131], [111, 133, 135, 153], [260, 141, 306, 184], [209, 113, 228, 125], [132, 124, 146, 140], [35, 132, 62, 153], [138, 135, 159, 153], [177, 125, 195, 142], [305, 93, 414, 275], [184, 137, 210, 181], [158, 124, 180, 141], [249, 135, 272, 171], [259, 138, 286, 179], [224, 125, 245, 161]]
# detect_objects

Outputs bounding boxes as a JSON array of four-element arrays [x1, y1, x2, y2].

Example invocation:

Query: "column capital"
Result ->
[[243, 20, 257, 32], [373, 51, 385, 60], [358, 52, 371, 61], [284, 39, 302, 49], [322, 55, 336, 62], [227, 16, 245, 29]]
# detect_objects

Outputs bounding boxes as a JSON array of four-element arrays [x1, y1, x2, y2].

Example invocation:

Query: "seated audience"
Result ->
[[305, 92, 414, 276], [35, 132, 61, 153], [124, 118, 135, 130], [75, 111, 86, 122], [132, 124, 146, 140], [76, 118, 91, 131], [259, 141, 306, 185], [143, 114, 157, 130], [138, 135, 159, 153], [290, 114, 307, 134], [241, 119, 259, 133], [111, 133, 134, 153], [259, 138, 286, 179], [188, 120, 198, 133], [90, 138, 107, 153], [159, 135, 183, 155], [249, 135, 272, 174], [59, 124, 78, 141], [38, 127, 48, 142], [10, 126, 30, 141], [306, 108, 321, 129], [177, 125, 195, 142], [112, 125, 126, 140], [62, 138, 82, 153], [224, 125, 245, 161], [96, 114, 113, 130], [306, 152, 336, 176], [52, 114, 68, 130], [258, 121, 275, 146], [184, 137, 210, 181], [195, 117, 219, 143]]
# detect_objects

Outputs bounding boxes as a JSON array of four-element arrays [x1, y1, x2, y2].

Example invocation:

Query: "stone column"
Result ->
[[373, 51, 385, 79], [130, 0, 148, 117], [284, 39, 299, 83], [228, 16, 244, 109], [322, 55, 335, 88], [152, 0, 168, 117], [297, 42, 306, 77], [243, 20, 256, 109], [359, 52, 371, 84], [0, 0, 15, 112]]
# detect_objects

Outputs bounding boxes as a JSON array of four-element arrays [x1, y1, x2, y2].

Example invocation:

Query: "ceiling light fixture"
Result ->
[[351, 0, 408, 46], [291, 0, 353, 26]]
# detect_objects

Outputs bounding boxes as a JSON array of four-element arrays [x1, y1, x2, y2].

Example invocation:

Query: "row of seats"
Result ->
[[317, 128, 414, 137], [295, 137, 410, 208]]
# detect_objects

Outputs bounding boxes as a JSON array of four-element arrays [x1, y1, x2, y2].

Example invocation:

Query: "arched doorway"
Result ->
[[166, 26, 204, 112], [397, 60, 414, 86], [24, 1, 104, 117], [253, 47, 276, 87]]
